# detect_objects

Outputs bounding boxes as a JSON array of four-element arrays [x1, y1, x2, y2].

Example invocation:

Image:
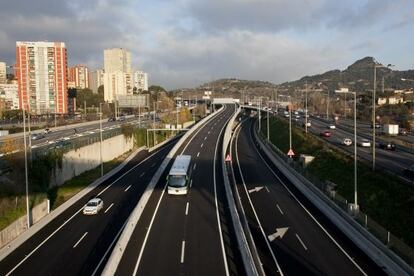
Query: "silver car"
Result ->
[[83, 197, 104, 215]]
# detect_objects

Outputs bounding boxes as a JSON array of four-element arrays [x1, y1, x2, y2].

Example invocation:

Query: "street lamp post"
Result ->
[[289, 96, 292, 152], [258, 98, 262, 132], [267, 105, 270, 141], [99, 103, 103, 177], [372, 62, 394, 171], [336, 90, 358, 211], [305, 82, 308, 133], [326, 90, 330, 120]]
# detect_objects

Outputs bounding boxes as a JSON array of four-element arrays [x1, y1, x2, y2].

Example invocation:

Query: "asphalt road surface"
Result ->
[[115, 104, 244, 276], [0, 138, 177, 276], [231, 117, 386, 276]]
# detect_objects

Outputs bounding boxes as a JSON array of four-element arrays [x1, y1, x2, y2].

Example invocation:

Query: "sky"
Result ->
[[0, 0, 413, 89]]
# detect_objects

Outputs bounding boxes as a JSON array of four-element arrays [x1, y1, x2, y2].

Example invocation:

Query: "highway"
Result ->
[[114, 104, 244, 275], [1, 115, 151, 150], [298, 116, 414, 182], [0, 139, 177, 275], [231, 116, 386, 275]]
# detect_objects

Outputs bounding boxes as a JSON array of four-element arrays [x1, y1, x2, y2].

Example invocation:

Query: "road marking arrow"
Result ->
[[267, 227, 289, 242], [248, 186, 264, 194]]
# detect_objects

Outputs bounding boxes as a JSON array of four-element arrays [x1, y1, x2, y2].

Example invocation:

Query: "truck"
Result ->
[[382, 124, 399, 136], [167, 155, 192, 195]]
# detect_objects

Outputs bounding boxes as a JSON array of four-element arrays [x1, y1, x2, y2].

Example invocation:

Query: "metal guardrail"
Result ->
[[221, 107, 260, 276], [253, 121, 414, 275], [102, 107, 225, 276]]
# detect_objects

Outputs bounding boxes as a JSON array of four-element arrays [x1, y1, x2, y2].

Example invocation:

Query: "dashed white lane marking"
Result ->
[[265, 186, 270, 193], [197, 152, 200, 157], [180, 241, 186, 263], [204, 136, 207, 140], [201, 143, 204, 148], [140, 172, 145, 177], [276, 204, 284, 215], [73, 232, 88, 248], [104, 203, 114, 213], [151, 163, 156, 167], [125, 185, 132, 192], [208, 131, 211, 134], [296, 234, 308, 250], [190, 179, 193, 188], [193, 163, 197, 170], [185, 202, 189, 216]]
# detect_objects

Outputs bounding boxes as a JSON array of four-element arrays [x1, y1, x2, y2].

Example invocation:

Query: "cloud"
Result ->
[[0, 0, 413, 89]]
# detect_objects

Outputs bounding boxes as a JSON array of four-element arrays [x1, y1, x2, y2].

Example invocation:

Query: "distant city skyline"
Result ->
[[0, 1, 414, 90]]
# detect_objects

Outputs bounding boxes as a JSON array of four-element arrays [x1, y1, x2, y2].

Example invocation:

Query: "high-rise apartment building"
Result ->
[[68, 65, 89, 89], [0, 62, 6, 84], [103, 48, 132, 103], [16, 41, 68, 114], [89, 69, 104, 94], [133, 70, 148, 92]]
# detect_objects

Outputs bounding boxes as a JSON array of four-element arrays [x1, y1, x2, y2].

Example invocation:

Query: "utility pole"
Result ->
[[99, 103, 103, 177], [373, 65, 377, 171], [305, 82, 308, 133], [267, 106, 270, 141], [326, 90, 329, 120], [84, 101, 86, 118]]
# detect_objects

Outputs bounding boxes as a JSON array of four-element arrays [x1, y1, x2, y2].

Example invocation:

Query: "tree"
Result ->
[[149, 85, 166, 93], [76, 88, 104, 109]]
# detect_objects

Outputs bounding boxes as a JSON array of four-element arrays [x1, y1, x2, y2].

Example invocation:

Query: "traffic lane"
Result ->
[[137, 107, 233, 275], [0, 143, 174, 275], [321, 122, 414, 170], [303, 118, 413, 174], [183, 115, 234, 275], [237, 123, 365, 276], [246, 119, 386, 276], [115, 107, 229, 275]]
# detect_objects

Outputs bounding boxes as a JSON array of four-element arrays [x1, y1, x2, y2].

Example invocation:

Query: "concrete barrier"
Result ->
[[0, 200, 49, 249], [0, 146, 146, 261], [102, 107, 225, 276], [253, 124, 414, 276], [221, 107, 259, 276]]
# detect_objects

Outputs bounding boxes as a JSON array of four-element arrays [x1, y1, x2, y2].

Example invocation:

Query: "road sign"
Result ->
[[287, 149, 295, 156], [225, 154, 231, 162]]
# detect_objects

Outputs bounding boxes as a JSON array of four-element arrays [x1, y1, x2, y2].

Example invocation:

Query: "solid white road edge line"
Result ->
[[124, 185, 132, 192], [212, 108, 234, 276], [234, 123, 284, 276], [250, 123, 368, 276], [132, 108, 226, 275], [5, 147, 165, 275]]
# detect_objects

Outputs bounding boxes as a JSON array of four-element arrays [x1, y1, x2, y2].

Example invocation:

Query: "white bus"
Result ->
[[167, 155, 192, 195]]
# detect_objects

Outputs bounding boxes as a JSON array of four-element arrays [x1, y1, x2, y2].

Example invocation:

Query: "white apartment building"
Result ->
[[0, 62, 6, 84], [103, 48, 132, 102], [0, 81, 20, 110], [89, 69, 104, 94], [133, 70, 148, 92]]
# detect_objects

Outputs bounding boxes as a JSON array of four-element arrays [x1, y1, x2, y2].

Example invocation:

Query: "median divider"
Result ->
[[221, 107, 260, 276], [253, 123, 414, 276], [0, 146, 146, 262], [102, 107, 225, 276]]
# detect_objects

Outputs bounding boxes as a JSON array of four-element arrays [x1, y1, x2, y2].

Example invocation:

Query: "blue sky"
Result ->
[[0, 0, 413, 89]]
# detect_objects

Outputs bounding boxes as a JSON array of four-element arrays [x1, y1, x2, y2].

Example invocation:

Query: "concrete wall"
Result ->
[[51, 135, 134, 187], [0, 200, 49, 248]]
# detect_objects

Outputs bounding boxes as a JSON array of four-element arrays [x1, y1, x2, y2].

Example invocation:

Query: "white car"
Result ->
[[328, 124, 336, 129], [83, 197, 104, 215], [358, 139, 371, 147], [342, 138, 352, 146]]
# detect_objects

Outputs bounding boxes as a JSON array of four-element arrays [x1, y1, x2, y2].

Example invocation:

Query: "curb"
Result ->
[[0, 146, 146, 261], [102, 108, 225, 276]]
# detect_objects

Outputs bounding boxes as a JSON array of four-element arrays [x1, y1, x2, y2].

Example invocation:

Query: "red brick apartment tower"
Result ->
[[16, 41, 68, 114]]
